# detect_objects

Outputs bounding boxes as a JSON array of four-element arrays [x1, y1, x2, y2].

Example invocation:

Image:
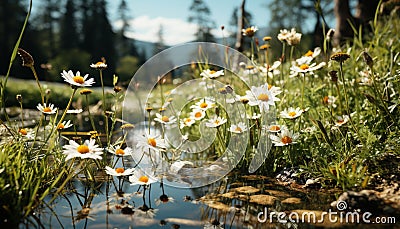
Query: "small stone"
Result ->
[[249, 194, 278, 206], [234, 186, 260, 194], [282, 197, 302, 204]]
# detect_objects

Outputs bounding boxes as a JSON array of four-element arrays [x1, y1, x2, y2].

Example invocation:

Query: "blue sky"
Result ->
[[108, 0, 273, 45]]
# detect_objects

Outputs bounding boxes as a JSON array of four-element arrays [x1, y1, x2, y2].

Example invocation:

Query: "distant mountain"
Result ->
[[131, 39, 157, 60], [130, 26, 270, 60]]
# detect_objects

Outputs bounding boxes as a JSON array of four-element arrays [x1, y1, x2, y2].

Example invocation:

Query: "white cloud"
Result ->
[[115, 15, 198, 46]]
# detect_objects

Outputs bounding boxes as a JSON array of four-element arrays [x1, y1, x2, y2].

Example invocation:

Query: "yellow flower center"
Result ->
[[77, 145, 90, 154], [214, 120, 220, 125], [200, 102, 208, 108], [115, 168, 125, 173], [288, 111, 297, 117], [43, 107, 52, 112], [96, 61, 103, 66], [257, 93, 269, 101], [235, 126, 242, 132], [337, 119, 344, 124], [209, 70, 216, 74], [115, 149, 125, 155], [300, 64, 309, 70], [148, 138, 157, 147], [245, 28, 255, 36], [269, 125, 280, 131], [73, 76, 85, 84], [185, 118, 192, 123], [305, 50, 314, 57], [268, 84, 273, 90], [323, 96, 329, 104], [195, 112, 202, 118], [19, 129, 27, 135], [281, 136, 293, 144], [57, 123, 65, 129], [139, 175, 149, 183], [161, 116, 170, 122]]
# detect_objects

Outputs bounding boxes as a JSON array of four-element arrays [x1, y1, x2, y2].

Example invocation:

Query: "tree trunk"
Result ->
[[333, 0, 356, 46], [235, 0, 245, 52], [356, 0, 380, 23]]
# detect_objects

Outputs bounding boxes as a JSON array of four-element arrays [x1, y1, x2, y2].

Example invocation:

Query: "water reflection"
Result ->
[[29, 168, 338, 229]]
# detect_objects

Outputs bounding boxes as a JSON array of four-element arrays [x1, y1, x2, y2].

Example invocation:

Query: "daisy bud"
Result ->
[[329, 70, 338, 83], [330, 52, 350, 63], [362, 51, 374, 69], [17, 48, 34, 67]]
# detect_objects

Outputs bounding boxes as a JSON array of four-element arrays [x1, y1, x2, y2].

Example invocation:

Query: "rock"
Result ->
[[331, 190, 399, 216], [249, 194, 278, 206], [234, 186, 260, 194], [264, 189, 291, 198], [276, 167, 308, 185], [282, 197, 302, 204]]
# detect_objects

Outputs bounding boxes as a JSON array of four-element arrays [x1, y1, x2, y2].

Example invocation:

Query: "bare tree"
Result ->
[[333, 0, 381, 46]]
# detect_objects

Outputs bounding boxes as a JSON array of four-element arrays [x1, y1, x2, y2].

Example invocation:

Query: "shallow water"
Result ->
[[29, 168, 342, 229]]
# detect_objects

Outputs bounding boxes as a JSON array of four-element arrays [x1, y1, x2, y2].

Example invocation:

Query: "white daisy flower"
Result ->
[[247, 113, 261, 120], [280, 107, 303, 119], [277, 29, 290, 42], [200, 69, 224, 79], [180, 117, 196, 129], [135, 134, 167, 152], [334, 115, 350, 127], [190, 109, 206, 121], [90, 61, 107, 70], [57, 120, 73, 130], [61, 70, 95, 87], [229, 122, 248, 133], [62, 139, 103, 161], [246, 83, 280, 112], [18, 128, 34, 139], [205, 116, 227, 128], [289, 62, 326, 77], [270, 127, 299, 146], [242, 26, 258, 37], [322, 95, 337, 108], [67, 109, 83, 114], [190, 98, 215, 111], [37, 103, 57, 115], [105, 166, 135, 177], [156, 194, 175, 205], [287, 28, 302, 46], [107, 145, 133, 157], [260, 61, 281, 78], [154, 113, 177, 125], [135, 204, 159, 218], [129, 169, 157, 186], [266, 124, 282, 133]]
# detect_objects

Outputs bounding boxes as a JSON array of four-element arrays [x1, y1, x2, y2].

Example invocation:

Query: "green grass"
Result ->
[[2, 77, 107, 109]]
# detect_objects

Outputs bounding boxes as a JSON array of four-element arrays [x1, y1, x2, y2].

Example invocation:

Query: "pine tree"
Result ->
[[153, 24, 166, 55], [59, 0, 80, 50], [188, 0, 216, 42]]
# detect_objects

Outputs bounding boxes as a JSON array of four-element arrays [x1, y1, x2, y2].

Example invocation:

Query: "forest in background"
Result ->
[[0, 0, 384, 86]]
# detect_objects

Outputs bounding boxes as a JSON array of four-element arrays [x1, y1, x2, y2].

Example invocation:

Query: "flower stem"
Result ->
[[57, 88, 77, 127], [30, 66, 45, 105], [99, 70, 109, 146]]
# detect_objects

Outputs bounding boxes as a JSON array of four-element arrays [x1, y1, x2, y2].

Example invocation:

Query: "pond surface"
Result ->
[[32, 162, 341, 229]]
